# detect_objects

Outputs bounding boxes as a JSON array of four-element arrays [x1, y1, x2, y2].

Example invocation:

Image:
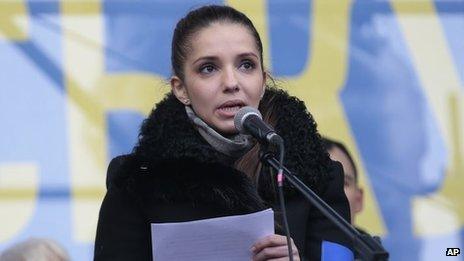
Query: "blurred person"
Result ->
[[323, 137, 384, 259], [323, 138, 363, 225], [0, 237, 69, 261]]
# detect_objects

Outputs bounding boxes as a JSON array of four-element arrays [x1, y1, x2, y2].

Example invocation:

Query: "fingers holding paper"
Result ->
[[251, 234, 300, 261]]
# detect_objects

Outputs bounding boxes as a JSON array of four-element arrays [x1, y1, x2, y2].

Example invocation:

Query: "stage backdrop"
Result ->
[[1, 0, 463, 260]]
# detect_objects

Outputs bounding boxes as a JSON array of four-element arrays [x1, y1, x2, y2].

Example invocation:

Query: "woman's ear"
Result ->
[[170, 76, 190, 105]]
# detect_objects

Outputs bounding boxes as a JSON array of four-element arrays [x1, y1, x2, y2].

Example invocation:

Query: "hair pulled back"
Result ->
[[171, 5, 264, 80]]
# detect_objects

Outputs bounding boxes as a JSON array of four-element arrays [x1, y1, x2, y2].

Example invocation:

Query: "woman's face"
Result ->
[[171, 22, 265, 135]]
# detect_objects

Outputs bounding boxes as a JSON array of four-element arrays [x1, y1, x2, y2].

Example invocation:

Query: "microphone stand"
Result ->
[[260, 152, 389, 261]]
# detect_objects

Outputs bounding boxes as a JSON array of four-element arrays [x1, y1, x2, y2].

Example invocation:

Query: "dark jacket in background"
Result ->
[[94, 89, 352, 260]]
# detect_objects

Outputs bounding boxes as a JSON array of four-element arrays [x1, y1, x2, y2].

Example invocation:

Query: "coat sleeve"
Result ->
[[94, 157, 152, 261], [303, 160, 353, 260]]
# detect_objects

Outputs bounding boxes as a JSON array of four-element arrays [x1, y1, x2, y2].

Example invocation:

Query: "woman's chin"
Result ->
[[214, 123, 239, 137]]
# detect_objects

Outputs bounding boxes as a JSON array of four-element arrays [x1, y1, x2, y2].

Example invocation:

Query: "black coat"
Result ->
[[94, 89, 352, 260]]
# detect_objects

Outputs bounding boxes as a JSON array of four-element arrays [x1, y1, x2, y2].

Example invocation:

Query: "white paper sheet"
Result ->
[[151, 208, 274, 261]]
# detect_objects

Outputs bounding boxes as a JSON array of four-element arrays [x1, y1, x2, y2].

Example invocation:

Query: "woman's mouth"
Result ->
[[218, 106, 241, 112], [216, 100, 245, 117]]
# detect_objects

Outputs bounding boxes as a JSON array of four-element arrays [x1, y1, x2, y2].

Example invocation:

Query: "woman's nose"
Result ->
[[222, 67, 239, 92]]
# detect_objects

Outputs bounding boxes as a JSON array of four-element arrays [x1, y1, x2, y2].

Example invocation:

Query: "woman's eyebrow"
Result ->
[[193, 56, 218, 65], [192, 52, 259, 65], [238, 52, 259, 59]]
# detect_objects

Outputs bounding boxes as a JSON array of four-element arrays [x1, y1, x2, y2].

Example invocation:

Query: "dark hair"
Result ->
[[322, 137, 358, 182], [171, 5, 264, 80], [234, 90, 279, 188]]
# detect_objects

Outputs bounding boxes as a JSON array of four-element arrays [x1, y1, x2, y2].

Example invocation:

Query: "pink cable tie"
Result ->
[[277, 169, 284, 185]]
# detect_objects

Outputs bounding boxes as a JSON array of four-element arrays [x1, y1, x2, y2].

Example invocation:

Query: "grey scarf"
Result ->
[[185, 106, 254, 158]]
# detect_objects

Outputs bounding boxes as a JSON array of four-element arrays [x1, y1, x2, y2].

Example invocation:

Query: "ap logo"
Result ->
[[446, 248, 460, 256]]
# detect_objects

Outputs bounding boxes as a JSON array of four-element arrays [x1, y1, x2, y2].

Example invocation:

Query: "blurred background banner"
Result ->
[[0, 0, 462, 260]]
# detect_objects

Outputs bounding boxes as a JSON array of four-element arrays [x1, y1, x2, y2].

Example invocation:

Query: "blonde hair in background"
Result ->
[[0, 238, 69, 261]]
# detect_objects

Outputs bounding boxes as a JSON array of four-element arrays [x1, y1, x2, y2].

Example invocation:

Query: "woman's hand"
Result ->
[[251, 234, 300, 261]]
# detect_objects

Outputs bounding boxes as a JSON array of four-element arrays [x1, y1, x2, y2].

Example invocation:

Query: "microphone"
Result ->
[[234, 106, 283, 146]]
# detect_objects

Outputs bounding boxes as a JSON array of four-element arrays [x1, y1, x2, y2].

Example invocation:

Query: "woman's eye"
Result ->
[[199, 65, 215, 74], [239, 61, 255, 71]]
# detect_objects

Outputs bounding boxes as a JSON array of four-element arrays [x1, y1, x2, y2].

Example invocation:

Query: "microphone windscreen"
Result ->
[[234, 106, 262, 133]]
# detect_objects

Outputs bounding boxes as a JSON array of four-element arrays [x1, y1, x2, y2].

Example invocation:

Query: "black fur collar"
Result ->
[[258, 88, 332, 195], [116, 88, 332, 206]]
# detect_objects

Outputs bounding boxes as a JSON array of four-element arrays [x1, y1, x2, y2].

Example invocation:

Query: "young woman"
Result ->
[[94, 5, 351, 261]]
